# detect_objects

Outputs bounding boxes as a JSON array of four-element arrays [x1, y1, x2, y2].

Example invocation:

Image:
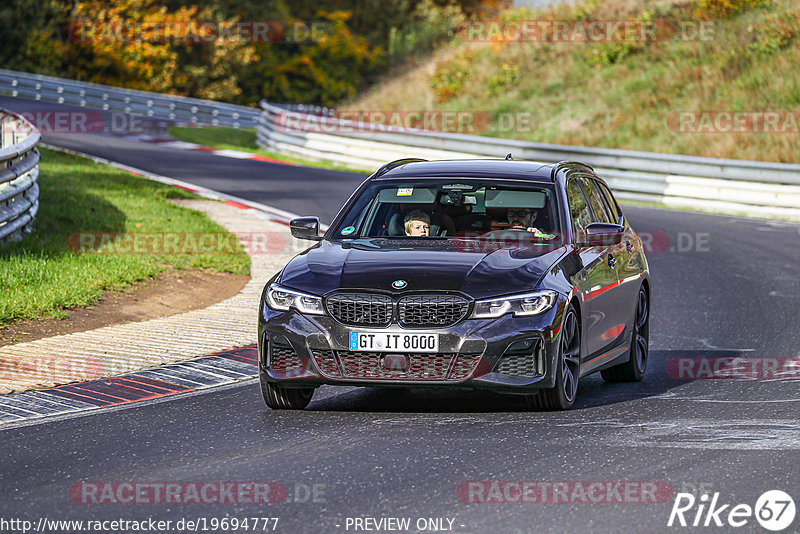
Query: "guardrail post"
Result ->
[[0, 109, 41, 244], [1, 114, 11, 149]]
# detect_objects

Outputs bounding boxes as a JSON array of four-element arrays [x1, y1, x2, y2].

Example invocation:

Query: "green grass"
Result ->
[[349, 0, 800, 163], [168, 126, 368, 173], [169, 126, 260, 151], [0, 148, 250, 324]]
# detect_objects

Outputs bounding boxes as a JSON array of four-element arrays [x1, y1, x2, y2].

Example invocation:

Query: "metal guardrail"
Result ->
[[0, 108, 40, 243], [257, 101, 800, 220], [0, 69, 797, 221], [0, 68, 259, 128]]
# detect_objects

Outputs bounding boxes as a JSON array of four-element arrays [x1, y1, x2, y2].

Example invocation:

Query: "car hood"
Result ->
[[279, 239, 568, 299]]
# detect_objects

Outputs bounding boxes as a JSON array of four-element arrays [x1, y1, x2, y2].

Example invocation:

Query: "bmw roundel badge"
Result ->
[[392, 280, 408, 290]]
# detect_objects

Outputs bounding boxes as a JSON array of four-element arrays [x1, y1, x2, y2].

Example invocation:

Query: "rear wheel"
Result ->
[[527, 305, 581, 411], [259, 366, 314, 409], [601, 287, 649, 383]]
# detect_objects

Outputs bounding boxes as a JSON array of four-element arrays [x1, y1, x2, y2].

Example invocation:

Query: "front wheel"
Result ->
[[527, 304, 581, 411], [601, 287, 649, 383], [259, 367, 314, 409]]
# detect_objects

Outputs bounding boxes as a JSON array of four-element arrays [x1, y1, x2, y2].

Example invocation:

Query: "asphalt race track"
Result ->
[[1, 96, 799, 533]]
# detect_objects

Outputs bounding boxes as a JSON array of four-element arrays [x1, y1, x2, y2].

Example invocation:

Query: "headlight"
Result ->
[[265, 284, 325, 315], [472, 290, 558, 319]]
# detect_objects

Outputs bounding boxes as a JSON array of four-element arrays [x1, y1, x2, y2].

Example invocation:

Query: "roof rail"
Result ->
[[550, 160, 594, 181], [374, 158, 427, 178]]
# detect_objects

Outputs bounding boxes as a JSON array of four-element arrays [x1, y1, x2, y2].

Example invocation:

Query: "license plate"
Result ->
[[349, 331, 439, 353]]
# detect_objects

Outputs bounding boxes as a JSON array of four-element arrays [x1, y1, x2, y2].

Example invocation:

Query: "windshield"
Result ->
[[327, 178, 561, 243]]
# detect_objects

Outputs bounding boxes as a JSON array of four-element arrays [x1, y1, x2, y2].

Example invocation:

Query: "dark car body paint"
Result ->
[[279, 240, 568, 300]]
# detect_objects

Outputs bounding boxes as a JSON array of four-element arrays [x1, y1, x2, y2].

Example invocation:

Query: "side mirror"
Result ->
[[585, 222, 624, 246], [290, 217, 322, 241]]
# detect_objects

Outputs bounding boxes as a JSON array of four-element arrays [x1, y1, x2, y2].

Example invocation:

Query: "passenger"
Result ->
[[404, 210, 430, 237]]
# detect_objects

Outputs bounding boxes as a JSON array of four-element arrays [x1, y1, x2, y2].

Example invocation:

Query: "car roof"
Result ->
[[373, 159, 558, 182]]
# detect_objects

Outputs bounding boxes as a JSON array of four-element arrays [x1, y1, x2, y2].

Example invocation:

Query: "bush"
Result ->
[[746, 10, 799, 55], [693, 0, 772, 19], [487, 63, 521, 95], [429, 49, 477, 103], [387, 0, 465, 61]]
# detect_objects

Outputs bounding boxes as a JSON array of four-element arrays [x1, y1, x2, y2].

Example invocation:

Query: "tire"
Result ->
[[527, 304, 581, 411], [601, 287, 649, 383], [259, 366, 314, 410]]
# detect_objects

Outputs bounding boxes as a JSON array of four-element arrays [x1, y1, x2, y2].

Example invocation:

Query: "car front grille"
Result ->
[[326, 293, 392, 326], [398, 295, 469, 327], [325, 292, 470, 328], [312, 351, 481, 381]]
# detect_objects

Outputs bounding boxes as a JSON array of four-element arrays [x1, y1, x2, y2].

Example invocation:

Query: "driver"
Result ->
[[506, 208, 543, 233], [404, 210, 430, 237]]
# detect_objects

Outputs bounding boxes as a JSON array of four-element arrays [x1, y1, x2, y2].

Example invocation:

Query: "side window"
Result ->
[[566, 179, 592, 242], [595, 180, 622, 224], [581, 177, 611, 223]]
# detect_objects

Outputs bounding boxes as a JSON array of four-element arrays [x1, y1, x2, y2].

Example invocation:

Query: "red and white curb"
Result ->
[[0, 345, 259, 426], [114, 134, 296, 165]]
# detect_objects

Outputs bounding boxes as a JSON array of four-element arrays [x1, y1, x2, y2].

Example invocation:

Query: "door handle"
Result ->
[[607, 254, 616, 269]]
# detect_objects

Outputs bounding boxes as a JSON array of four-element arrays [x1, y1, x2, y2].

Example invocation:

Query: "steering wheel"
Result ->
[[478, 229, 555, 241]]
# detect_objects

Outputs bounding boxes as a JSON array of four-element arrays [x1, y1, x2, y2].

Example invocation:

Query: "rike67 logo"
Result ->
[[668, 490, 796, 531]]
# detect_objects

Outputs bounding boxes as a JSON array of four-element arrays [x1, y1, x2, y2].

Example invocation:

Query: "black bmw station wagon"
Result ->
[[258, 159, 651, 410]]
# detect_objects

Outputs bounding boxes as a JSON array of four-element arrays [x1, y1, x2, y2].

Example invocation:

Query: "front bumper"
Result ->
[[258, 296, 567, 394]]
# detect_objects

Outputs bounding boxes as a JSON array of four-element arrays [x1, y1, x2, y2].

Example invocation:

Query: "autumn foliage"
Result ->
[[1, 0, 485, 107]]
